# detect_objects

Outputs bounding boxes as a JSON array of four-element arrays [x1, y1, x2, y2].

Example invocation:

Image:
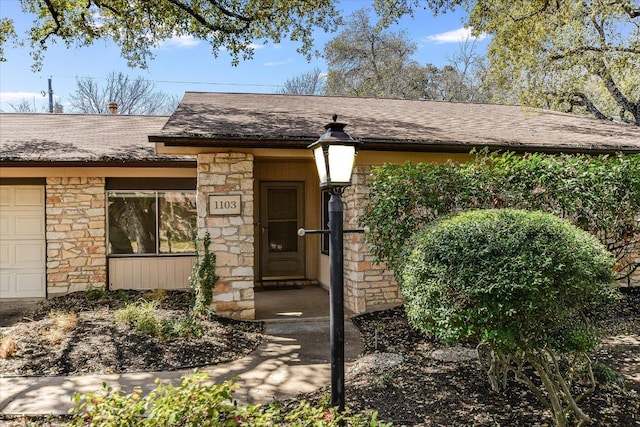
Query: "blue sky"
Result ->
[[0, 0, 488, 113]]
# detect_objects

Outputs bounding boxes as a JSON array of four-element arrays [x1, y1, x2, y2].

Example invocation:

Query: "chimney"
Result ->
[[108, 102, 118, 114]]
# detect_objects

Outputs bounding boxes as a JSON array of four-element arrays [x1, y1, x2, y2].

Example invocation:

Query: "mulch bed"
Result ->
[[1, 288, 638, 426], [0, 290, 263, 377], [298, 287, 640, 426]]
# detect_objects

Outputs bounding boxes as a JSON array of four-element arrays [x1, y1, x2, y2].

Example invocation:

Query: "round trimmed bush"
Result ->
[[400, 209, 617, 353]]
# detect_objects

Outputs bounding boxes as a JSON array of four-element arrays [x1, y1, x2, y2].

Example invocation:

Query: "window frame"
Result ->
[[106, 185, 197, 258]]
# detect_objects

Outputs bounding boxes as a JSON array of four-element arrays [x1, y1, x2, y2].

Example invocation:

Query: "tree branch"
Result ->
[[207, 0, 251, 22], [567, 92, 610, 120], [42, 0, 63, 42], [549, 45, 640, 61], [165, 0, 250, 34], [618, 0, 640, 18], [508, 0, 553, 22]]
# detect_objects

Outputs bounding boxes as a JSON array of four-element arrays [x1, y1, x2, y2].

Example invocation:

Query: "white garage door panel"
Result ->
[[0, 187, 12, 205], [0, 272, 11, 293], [14, 215, 46, 238], [14, 187, 44, 206], [0, 185, 46, 298], [0, 217, 9, 235], [16, 273, 46, 296], [0, 244, 10, 265], [14, 243, 46, 266]]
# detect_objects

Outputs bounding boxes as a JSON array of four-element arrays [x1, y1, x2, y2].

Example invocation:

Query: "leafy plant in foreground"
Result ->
[[67, 373, 390, 426], [400, 209, 619, 427]]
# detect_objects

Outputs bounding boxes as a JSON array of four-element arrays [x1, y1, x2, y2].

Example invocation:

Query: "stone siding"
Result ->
[[343, 165, 403, 313], [197, 153, 255, 319], [45, 177, 107, 296]]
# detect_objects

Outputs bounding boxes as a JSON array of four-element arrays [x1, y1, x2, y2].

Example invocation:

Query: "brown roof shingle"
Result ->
[[0, 113, 193, 164], [152, 92, 640, 154]]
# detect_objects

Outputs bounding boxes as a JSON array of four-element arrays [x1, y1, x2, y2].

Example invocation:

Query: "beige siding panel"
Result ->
[[109, 256, 195, 290], [0, 186, 46, 298]]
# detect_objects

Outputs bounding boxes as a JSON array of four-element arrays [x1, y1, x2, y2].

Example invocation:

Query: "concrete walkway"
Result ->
[[0, 319, 363, 416]]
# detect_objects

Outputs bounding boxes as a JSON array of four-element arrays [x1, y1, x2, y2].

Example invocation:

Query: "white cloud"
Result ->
[[158, 34, 200, 49], [264, 58, 294, 67], [0, 92, 44, 102], [425, 27, 488, 44]]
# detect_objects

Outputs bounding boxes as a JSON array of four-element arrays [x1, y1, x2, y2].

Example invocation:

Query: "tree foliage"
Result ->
[[2, 0, 341, 70], [277, 67, 325, 95], [400, 209, 618, 426], [70, 72, 179, 115], [374, 0, 640, 124], [323, 9, 421, 98], [417, 39, 492, 102], [323, 8, 493, 102], [360, 152, 640, 284]]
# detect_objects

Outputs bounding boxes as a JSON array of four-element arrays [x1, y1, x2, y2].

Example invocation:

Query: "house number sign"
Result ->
[[208, 195, 242, 216]]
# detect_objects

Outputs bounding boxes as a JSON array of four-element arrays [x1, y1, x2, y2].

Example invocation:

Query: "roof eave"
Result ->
[[0, 159, 198, 168], [148, 134, 640, 155]]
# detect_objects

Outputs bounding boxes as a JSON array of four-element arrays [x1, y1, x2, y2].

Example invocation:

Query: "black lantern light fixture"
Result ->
[[308, 115, 361, 190], [299, 115, 362, 413]]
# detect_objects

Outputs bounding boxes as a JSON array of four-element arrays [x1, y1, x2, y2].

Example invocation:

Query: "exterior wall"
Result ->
[[343, 165, 403, 313], [109, 256, 196, 290], [197, 153, 255, 319], [0, 166, 196, 179], [46, 177, 107, 296]]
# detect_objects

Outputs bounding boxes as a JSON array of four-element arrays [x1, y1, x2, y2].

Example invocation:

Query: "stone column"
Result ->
[[343, 165, 402, 313], [45, 177, 107, 297], [197, 153, 255, 319]]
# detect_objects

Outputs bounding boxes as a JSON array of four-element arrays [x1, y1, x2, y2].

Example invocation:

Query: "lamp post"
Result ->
[[305, 116, 361, 412]]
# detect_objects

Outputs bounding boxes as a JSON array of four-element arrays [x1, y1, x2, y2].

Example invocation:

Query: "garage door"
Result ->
[[0, 186, 46, 298]]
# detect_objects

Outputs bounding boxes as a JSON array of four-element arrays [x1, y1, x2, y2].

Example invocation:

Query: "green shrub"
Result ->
[[85, 287, 109, 300], [400, 209, 619, 427], [591, 362, 626, 389], [161, 317, 203, 339], [115, 290, 130, 302], [361, 152, 640, 283], [67, 373, 390, 426], [190, 232, 220, 317], [115, 300, 161, 336], [115, 301, 203, 339]]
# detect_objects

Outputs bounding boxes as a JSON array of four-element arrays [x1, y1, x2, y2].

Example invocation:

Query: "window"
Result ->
[[321, 190, 330, 255], [107, 190, 197, 256]]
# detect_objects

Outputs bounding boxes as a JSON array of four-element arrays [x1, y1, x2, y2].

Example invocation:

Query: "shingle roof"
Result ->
[[0, 113, 193, 164], [152, 92, 640, 154]]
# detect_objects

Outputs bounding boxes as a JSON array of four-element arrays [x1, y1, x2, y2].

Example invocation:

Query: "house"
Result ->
[[0, 113, 196, 300], [2, 93, 640, 319]]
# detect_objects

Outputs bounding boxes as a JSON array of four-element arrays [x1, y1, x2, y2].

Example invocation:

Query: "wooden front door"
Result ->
[[259, 182, 305, 280]]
